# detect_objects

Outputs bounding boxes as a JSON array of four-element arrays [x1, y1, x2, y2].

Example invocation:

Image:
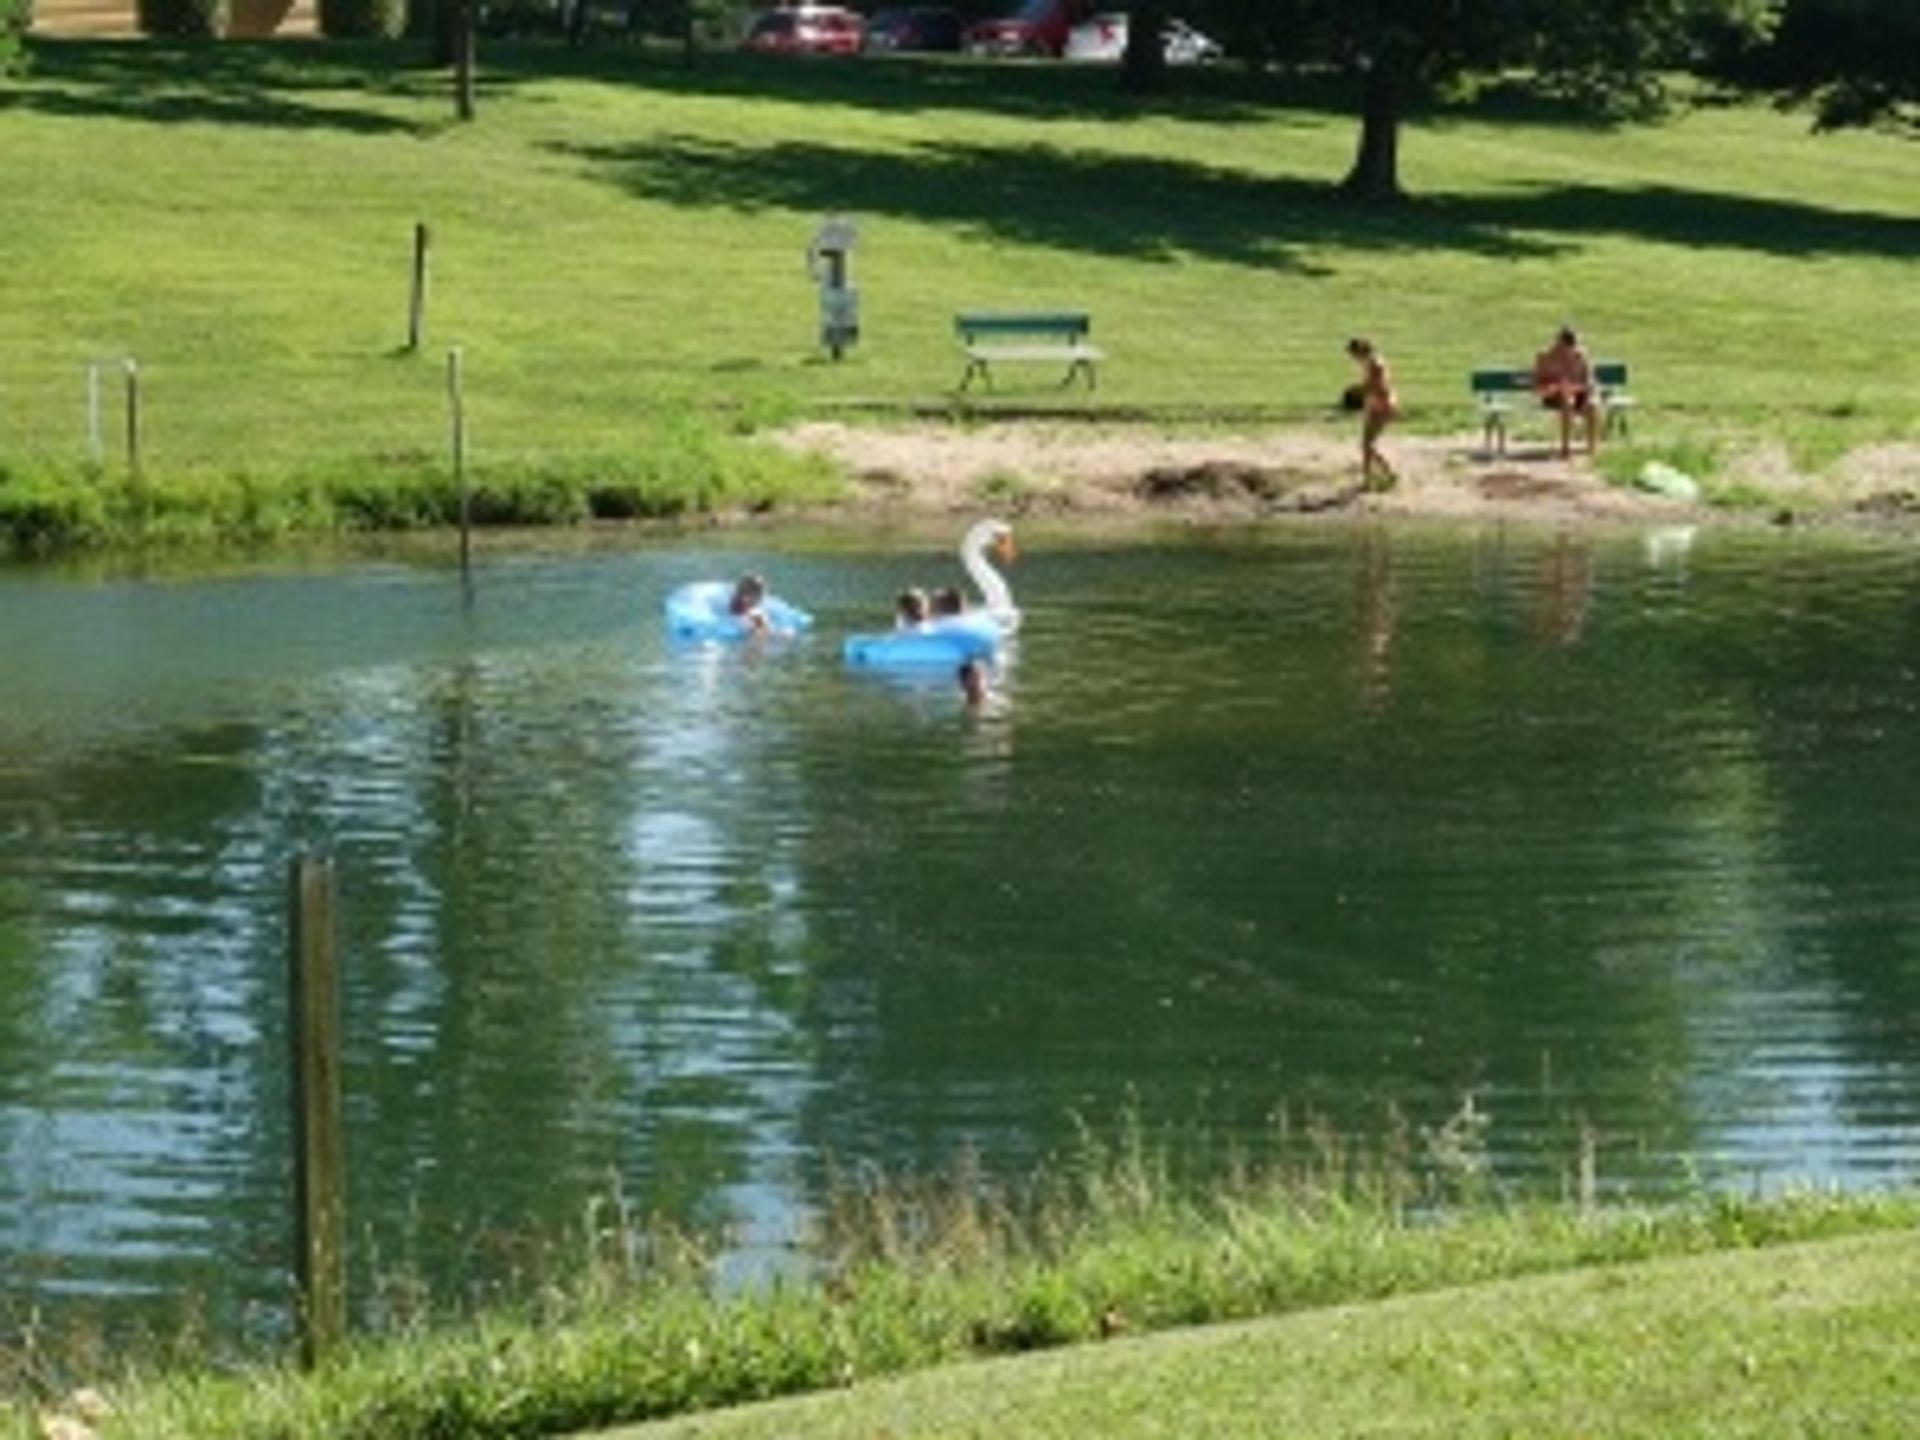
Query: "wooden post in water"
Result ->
[[288, 854, 346, 1370], [122, 358, 142, 482], [448, 347, 471, 576], [407, 223, 431, 353]]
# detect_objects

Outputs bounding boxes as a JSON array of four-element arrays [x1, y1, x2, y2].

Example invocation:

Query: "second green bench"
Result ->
[[956, 312, 1103, 392], [1472, 362, 1636, 453]]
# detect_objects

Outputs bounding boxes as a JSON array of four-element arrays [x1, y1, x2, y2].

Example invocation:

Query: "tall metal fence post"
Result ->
[[289, 854, 346, 1370]]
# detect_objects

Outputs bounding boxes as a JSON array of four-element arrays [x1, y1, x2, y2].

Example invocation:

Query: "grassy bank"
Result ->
[[0, 423, 843, 554], [9, 1131, 1920, 1438], [612, 1227, 1920, 1438], [3, 41, 1917, 552]]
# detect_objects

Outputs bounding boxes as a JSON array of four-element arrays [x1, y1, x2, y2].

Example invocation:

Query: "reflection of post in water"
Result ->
[[1533, 534, 1593, 649], [435, 659, 481, 847], [960, 673, 1016, 807], [1355, 526, 1398, 710]]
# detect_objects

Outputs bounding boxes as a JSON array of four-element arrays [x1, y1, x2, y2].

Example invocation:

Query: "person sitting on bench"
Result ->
[[1533, 325, 1598, 459]]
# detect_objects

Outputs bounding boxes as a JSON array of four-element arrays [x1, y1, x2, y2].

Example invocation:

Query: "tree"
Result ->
[[0, 0, 27, 74], [453, 0, 475, 120], [1121, 0, 1168, 95], [1203, 0, 1773, 201], [1712, 0, 1919, 133]]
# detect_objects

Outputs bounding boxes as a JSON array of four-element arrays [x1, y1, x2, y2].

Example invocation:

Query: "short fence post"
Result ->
[[288, 854, 347, 1370], [122, 358, 142, 482], [407, 223, 431, 353], [86, 362, 103, 464], [448, 347, 470, 576]]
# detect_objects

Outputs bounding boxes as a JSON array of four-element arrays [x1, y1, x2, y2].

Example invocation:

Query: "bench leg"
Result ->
[[1482, 413, 1506, 457], [960, 359, 991, 393], [1058, 359, 1093, 392]]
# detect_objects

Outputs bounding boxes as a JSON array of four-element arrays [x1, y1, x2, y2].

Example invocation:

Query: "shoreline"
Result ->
[[4, 419, 1918, 568], [769, 419, 1920, 535]]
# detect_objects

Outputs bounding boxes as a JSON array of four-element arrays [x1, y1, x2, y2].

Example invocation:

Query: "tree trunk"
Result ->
[[1121, 2, 1166, 94], [429, 0, 455, 67], [1340, 56, 1405, 202], [453, 0, 475, 121]]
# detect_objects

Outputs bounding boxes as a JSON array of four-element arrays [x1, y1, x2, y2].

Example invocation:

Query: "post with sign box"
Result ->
[[808, 216, 859, 361]]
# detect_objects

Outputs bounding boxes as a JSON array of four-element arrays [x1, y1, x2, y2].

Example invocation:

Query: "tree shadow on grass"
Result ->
[[561, 132, 1918, 271], [1437, 182, 1920, 262], [5, 38, 441, 134], [485, 42, 1319, 129], [555, 134, 1561, 274]]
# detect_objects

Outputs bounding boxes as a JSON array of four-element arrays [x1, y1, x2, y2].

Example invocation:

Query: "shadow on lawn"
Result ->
[[4, 38, 458, 133], [1436, 183, 1920, 262], [557, 135, 1559, 274], [14, 38, 1916, 266], [487, 41, 1325, 129], [13, 36, 1304, 133], [559, 132, 1918, 271]]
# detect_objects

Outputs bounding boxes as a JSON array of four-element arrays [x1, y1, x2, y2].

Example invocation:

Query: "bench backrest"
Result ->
[[1471, 367, 1532, 394], [957, 312, 1092, 343], [1472, 361, 1629, 393]]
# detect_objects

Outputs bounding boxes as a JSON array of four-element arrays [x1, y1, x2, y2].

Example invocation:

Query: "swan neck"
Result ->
[[965, 536, 1014, 615]]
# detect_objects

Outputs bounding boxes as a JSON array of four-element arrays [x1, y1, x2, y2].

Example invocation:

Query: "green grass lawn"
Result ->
[[602, 1227, 1920, 1439], [3, 39, 1916, 489]]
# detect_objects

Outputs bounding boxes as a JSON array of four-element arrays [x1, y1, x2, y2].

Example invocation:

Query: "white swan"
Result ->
[[962, 518, 1020, 635]]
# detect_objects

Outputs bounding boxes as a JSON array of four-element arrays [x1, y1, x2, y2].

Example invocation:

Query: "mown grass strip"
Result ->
[[608, 1227, 1920, 1439]]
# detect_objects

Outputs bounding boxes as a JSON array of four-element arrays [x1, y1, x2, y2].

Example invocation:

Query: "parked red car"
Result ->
[[743, 6, 866, 54], [963, 0, 1094, 56]]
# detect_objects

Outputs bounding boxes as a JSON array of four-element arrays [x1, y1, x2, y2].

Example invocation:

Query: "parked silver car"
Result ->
[[1062, 11, 1221, 64]]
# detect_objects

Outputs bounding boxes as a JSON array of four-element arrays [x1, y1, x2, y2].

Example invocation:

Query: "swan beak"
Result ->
[[995, 533, 1018, 564]]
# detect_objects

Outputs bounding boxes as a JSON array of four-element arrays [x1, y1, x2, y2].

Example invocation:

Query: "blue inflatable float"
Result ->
[[840, 519, 1021, 671], [665, 581, 812, 642], [843, 614, 1002, 669]]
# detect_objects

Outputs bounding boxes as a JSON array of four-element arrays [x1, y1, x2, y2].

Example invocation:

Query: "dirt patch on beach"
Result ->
[[768, 420, 1920, 531], [773, 421, 1702, 526]]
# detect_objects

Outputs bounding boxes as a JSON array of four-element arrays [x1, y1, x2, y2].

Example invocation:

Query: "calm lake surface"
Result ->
[[4, 521, 1920, 1343]]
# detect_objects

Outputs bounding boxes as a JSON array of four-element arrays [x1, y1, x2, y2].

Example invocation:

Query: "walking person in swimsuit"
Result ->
[[1345, 338, 1398, 491]]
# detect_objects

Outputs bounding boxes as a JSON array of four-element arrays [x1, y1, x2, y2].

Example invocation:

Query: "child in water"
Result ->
[[895, 587, 931, 629], [728, 573, 770, 633], [957, 658, 991, 709]]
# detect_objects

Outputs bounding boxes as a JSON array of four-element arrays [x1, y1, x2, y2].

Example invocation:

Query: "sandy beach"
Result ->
[[771, 420, 1920, 532]]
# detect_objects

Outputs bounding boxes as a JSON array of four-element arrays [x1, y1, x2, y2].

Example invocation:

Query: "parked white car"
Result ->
[[1062, 12, 1221, 64]]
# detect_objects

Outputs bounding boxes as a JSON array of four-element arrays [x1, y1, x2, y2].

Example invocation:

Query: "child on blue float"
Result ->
[[895, 587, 931, 629], [728, 573, 770, 633]]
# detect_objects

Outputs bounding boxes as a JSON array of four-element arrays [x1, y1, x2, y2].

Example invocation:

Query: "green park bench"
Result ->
[[1472, 361, 1636, 454], [956, 312, 1103, 392]]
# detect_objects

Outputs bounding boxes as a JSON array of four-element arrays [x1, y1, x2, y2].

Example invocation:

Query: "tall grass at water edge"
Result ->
[[8, 1107, 1920, 1439], [0, 417, 844, 555]]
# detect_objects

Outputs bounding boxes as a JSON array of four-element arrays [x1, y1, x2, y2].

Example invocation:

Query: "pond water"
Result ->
[[3, 521, 1920, 1344]]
